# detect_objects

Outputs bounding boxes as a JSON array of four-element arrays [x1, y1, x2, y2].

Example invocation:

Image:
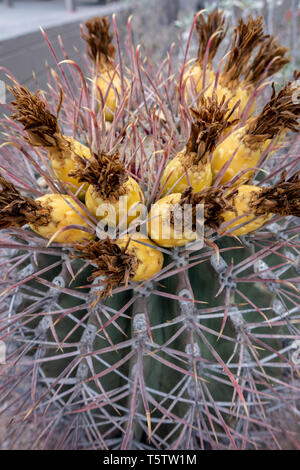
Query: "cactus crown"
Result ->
[[9, 84, 60, 147], [73, 237, 138, 300], [70, 152, 128, 201], [245, 81, 300, 148], [195, 9, 228, 64], [0, 175, 51, 229], [81, 16, 116, 67], [221, 14, 265, 86]]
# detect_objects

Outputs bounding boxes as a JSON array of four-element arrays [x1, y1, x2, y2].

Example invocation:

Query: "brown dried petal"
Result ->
[[195, 9, 228, 64], [69, 151, 128, 201], [81, 16, 115, 66], [73, 237, 138, 299], [0, 175, 51, 229], [244, 35, 290, 86], [253, 171, 300, 217], [221, 14, 266, 87], [9, 84, 60, 147], [178, 185, 235, 231], [246, 81, 300, 147], [187, 93, 239, 164]]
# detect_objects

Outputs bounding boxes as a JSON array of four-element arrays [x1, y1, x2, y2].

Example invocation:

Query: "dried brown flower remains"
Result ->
[[245, 81, 300, 148], [73, 237, 138, 299], [81, 16, 115, 68], [220, 14, 266, 87], [253, 171, 300, 217], [195, 9, 228, 64], [69, 151, 128, 201], [188, 94, 239, 164], [9, 84, 60, 148], [0, 175, 51, 229]]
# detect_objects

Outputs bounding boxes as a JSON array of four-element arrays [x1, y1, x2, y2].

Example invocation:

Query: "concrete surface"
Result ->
[[0, 1, 124, 41], [0, 1, 130, 90]]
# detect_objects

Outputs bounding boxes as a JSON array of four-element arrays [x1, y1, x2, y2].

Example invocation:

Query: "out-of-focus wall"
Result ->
[[0, 2, 131, 93]]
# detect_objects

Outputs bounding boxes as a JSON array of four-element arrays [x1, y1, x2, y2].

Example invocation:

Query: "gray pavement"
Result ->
[[0, 1, 126, 41], [0, 0, 130, 91]]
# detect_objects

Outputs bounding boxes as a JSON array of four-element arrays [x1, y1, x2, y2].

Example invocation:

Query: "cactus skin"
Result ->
[[0, 10, 299, 452]]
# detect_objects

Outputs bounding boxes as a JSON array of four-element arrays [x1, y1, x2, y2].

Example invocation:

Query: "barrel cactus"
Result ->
[[0, 10, 299, 450]]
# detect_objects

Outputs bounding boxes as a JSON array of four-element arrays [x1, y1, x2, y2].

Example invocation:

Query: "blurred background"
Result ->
[[0, 0, 299, 93]]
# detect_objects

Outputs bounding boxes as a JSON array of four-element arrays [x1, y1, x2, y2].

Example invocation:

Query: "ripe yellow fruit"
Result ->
[[161, 150, 212, 197], [96, 71, 123, 122], [221, 185, 271, 236], [161, 93, 233, 196], [211, 126, 267, 185], [216, 84, 256, 121], [148, 193, 197, 248], [184, 64, 216, 105], [70, 151, 144, 228], [177, 172, 300, 237], [85, 176, 144, 227], [48, 136, 91, 198], [73, 234, 164, 301], [116, 234, 164, 282], [30, 194, 94, 244], [211, 82, 300, 185]]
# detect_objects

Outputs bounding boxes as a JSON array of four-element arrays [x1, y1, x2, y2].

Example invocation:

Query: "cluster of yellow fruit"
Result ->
[[155, 10, 299, 243], [1, 12, 299, 299], [2, 82, 163, 295]]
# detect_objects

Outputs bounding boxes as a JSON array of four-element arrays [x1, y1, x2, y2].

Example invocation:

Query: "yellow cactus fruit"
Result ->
[[48, 136, 91, 198], [221, 185, 272, 236], [9, 84, 91, 199], [0, 175, 93, 244], [165, 172, 300, 238], [184, 9, 228, 105], [211, 125, 266, 185], [85, 176, 143, 227], [211, 81, 300, 185], [95, 71, 122, 123], [82, 16, 125, 122], [73, 234, 164, 300], [32, 194, 94, 244], [161, 94, 235, 196], [160, 148, 212, 196], [148, 193, 197, 248], [69, 151, 144, 228], [211, 171, 300, 236], [115, 234, 164, 282], [184, 64, 216, 104]]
